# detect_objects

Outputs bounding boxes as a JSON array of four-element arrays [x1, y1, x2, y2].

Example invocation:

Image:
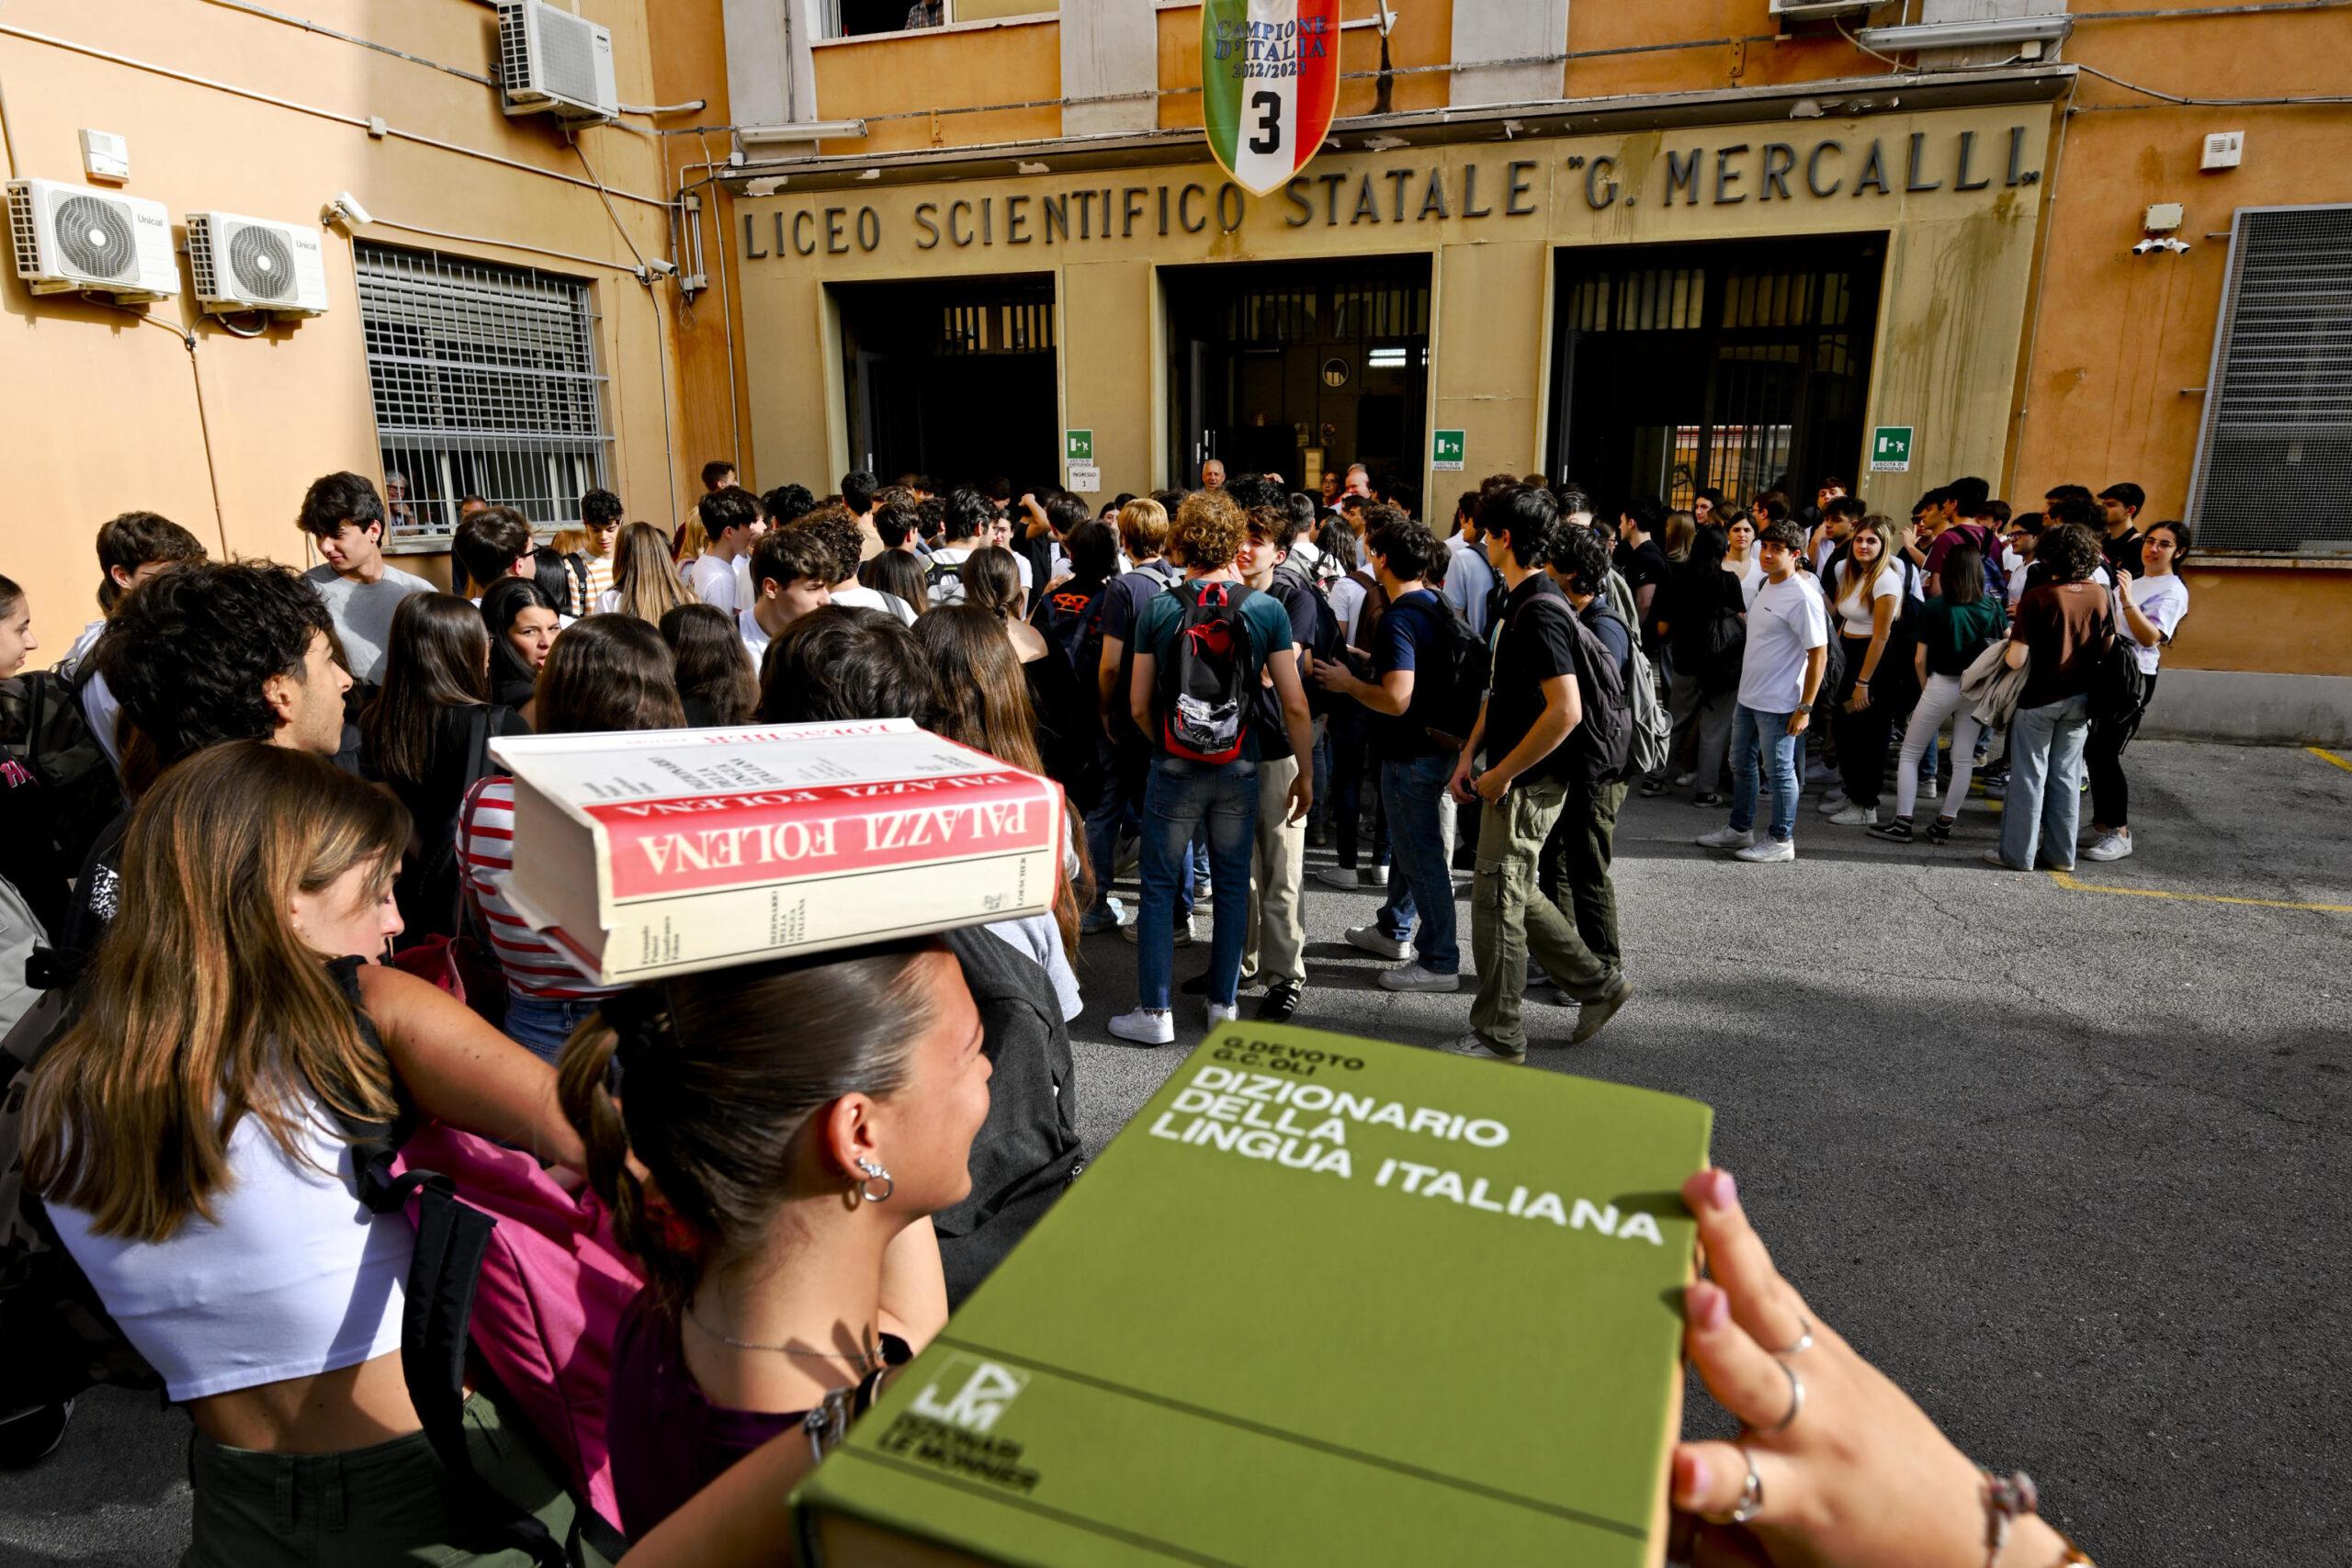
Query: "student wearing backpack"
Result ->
[[1083, 499, 1181, 936], [1312, 516, 1464, 994], [1660, 525, 1744, 806], [1114, 491, 1315, 1045], [1537, 525, 1640, 986], [1446, 489, 1634, 1063], [922, 489, 997, 607], [24, 742, 588, 1565]]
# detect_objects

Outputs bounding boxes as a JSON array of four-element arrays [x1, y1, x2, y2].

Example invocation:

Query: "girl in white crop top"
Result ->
[[24, 742, 584, 1563]]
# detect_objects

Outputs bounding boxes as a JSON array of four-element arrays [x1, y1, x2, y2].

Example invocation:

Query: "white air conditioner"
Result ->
[[6, 177, 178, 301], [1770, 0, 1878, 17], [187, 210, 331, 317], [497, 0, 618, 124]]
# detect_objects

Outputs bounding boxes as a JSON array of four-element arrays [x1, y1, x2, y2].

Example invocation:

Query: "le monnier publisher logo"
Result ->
[[877, 1355, 1043, 1494]]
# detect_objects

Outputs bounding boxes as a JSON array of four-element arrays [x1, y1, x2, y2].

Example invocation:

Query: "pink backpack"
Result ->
[[393, 1122, 644, 1534]]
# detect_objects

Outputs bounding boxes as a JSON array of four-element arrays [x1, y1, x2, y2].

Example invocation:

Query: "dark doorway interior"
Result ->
[[1165, 256, 1430, 497], [835, 275, 1057, 489], [1547, 236, 1884, 509]]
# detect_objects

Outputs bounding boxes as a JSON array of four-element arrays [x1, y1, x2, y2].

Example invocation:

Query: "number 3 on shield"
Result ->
[[1248, 91, 1282, 156]]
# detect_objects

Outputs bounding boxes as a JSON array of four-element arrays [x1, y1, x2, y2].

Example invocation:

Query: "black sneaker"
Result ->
[[1182, 970, 1256, 996], [1926, 818, 1952, 845], [1868, 818, 1915, 843], [1691, 791, 1725, 807], [1256, 981, 1303, 1022]]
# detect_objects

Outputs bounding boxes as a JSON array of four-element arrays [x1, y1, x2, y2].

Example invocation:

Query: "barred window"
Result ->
[[354, 243, 613, 551], [2188, 205, 2352, 556]]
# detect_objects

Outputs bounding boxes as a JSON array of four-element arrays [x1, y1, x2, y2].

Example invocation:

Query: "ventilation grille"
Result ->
[[497, 3, 533, 97], [536, 7, 605, 106], [50, 190, 136, 281], [6, 184, 38, 280], [188, 212, 220, 297], [2188, 204, 2352, 555], [227, 223, 297, 303]]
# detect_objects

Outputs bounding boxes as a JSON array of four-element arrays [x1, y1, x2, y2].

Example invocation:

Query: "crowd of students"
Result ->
[[0, 458, 2122, 1566]]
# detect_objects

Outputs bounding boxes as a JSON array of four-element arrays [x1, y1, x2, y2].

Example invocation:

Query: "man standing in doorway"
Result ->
[[1449, 490, 1634, 1062], [1200, 457, 1227, 491], [1697, 519, 1827, 863], [689, 487, 761, 615], [293, 471, 431, 686]]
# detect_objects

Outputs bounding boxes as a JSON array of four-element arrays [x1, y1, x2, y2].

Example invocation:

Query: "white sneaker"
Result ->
[[1828, 804, 1879, 827], [1816, 790, 1849, 815], [1734, 837, 1796, 863], [1316, 865, 1385, 891], [1919, 779, 1941, 802], [2085, 831, 2133, 862], [1205, 1002, 1240, 1028], [1695, 826, 1755, 851], [1671, 772, 1697, 788], [1442, 1031, 1525, 1065], [1377, 961, 1460, 993], [1108, 1008, 1175, 1046], [1122, 914, 1196, 947], [1345, 924, 1411, 961]]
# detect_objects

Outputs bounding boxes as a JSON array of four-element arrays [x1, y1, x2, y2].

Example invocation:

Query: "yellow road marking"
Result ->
[[2311, 747, 2352, 774], [2045, 869, 2352, 915]]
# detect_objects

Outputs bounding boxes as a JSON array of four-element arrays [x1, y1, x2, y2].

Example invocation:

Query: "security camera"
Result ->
[[2133, 236, 2190, 256], [642, 258, 678, 277], [322, 192, 373, 230]]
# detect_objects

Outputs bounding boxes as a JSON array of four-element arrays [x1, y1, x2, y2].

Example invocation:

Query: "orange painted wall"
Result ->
[[809, 19, 1061, 156]]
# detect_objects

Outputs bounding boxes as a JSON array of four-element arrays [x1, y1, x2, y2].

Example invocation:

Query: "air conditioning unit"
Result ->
[[6, 177, 178, 301], [497, 0, 618, 124], [1770, 0, 1877, 17], [187, 210, 331, 317]]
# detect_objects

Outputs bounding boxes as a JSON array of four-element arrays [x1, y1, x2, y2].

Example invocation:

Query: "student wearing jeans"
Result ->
[[1113, 490, 1314, 1046], [1989, 523, 2114, 873], [1872, 542, 2006, 846], [1697, 520, 1827, 863], [1312, 515, 1459, 994]]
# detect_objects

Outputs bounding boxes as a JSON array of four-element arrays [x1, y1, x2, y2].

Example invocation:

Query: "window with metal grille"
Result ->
[[2188, 205, 2352, 556], [353, 243, 613, 551]]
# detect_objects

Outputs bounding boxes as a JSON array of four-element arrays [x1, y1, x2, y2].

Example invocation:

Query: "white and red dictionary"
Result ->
[[489, 719, 1063, 985]]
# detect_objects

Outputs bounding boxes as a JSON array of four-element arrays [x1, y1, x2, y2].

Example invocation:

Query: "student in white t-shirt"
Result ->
[[733, 526, 836, 671], [1818, 517, 1910, 828], [1699, 520, 1827, 863], [2082, 519, 2191, 863], [688, 489, 762, 615]]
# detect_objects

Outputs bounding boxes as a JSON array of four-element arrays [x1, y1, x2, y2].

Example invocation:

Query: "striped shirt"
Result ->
[[583, 550, 616, 610], [458, 778, 623, 1003]]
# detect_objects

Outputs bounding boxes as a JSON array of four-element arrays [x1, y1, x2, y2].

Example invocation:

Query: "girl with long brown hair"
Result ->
[[556, 940, 989, 1538], [912, 604, 1089, 1020], [953, 547, 1097, 821], [26, 741, 583, 1563], [659, 602, 758, 726], [1821, 514, 1911, 828], [362, 592, 531, 935], [598, 521, 696, 626]]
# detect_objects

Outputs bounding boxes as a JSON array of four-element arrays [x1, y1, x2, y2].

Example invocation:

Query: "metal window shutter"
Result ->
[[2188, 205, 2352, 556]]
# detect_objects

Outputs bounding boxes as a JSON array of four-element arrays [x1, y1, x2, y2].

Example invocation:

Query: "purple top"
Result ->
[[606, 1290, 909, 1538]]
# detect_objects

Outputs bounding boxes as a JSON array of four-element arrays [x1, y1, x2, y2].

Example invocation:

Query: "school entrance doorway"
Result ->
[[1546, 236, 1884, 508], [835, 274, 1057, 487], [1165, 257, 1430, 498]]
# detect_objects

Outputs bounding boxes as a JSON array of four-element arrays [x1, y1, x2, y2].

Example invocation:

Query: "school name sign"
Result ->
[[739, 124, 2044, 261]]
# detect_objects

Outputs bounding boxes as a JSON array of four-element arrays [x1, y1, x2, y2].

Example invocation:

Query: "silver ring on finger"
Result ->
[[1765, 1359, 1805, 1434], [1772, 1316, 1814, 1357], [1729, 1445, 1766, 1524]]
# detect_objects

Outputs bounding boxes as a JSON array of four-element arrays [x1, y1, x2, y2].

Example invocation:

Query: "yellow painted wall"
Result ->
[[0, 0, 711, 660], [809, 19, 1060, 156]]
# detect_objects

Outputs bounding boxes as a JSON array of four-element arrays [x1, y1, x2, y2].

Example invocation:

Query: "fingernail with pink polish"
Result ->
[[1691, 1281, 1728, 1329], [1679, 1451, 1708, 1502], [1706, 1168, 1736, 1209]]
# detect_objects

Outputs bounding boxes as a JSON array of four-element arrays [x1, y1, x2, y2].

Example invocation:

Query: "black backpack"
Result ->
[[1411, 598, 1493, 755], [1155, 581, 1260, 764], [1272, 562, 1344, 716], [1033, 577, 1107, 679], [1561, 601, 1634, 789]]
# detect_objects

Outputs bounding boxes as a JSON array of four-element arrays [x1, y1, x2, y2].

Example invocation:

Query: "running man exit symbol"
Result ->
[[1065, 429, 1094, 463], [1870, 426, 1913, 473], [1431, 429, 1465, 471]]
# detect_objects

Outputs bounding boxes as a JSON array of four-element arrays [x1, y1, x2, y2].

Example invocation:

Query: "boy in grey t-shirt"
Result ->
[[296, 471, 432, 684]]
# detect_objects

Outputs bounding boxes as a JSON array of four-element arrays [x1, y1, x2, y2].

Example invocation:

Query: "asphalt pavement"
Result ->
[[6, 739, 2347, 1566]]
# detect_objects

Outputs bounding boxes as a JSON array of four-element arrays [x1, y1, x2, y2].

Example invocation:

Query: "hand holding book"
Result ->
[[1669, 1168, 2085, 1568]]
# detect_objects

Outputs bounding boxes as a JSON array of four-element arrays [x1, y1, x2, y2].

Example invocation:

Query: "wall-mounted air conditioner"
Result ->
[[1769, 0, 1878, 17], [6, 177, 178, 301], [497, 0, 619, 124], [187, 210, 331, 317]]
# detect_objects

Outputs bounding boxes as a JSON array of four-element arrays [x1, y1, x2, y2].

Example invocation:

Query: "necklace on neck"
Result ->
[[684, 1304, 883, 1371]]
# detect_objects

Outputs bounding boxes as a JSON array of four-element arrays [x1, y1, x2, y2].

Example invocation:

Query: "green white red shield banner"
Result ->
[[1201, 0, 1341, 197]]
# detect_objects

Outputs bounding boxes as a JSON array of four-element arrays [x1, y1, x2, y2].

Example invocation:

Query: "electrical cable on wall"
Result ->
[[101, 300, 232, 556]]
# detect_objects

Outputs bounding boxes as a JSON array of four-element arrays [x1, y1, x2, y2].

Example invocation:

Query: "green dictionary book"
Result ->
[[793, 1023, 1713, 1567]]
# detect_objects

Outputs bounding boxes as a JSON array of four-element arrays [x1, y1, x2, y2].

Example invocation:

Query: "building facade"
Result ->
[[4, 1, 2347, 739]]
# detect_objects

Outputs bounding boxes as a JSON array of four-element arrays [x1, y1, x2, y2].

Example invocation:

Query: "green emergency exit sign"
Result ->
[[1065, 429, 1094, 463], [1870, 426, 1914, 473], [1431, 429, 1465, 471]]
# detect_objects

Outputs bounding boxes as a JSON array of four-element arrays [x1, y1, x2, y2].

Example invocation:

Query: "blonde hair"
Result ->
[[609, 521, 695, 626], [673, 513, 708, 564], [550, 525, 591, 558], [26, 744, 407, 1242], [1840, 514, 1900, 607], [1117, 498, 1169, 560]]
